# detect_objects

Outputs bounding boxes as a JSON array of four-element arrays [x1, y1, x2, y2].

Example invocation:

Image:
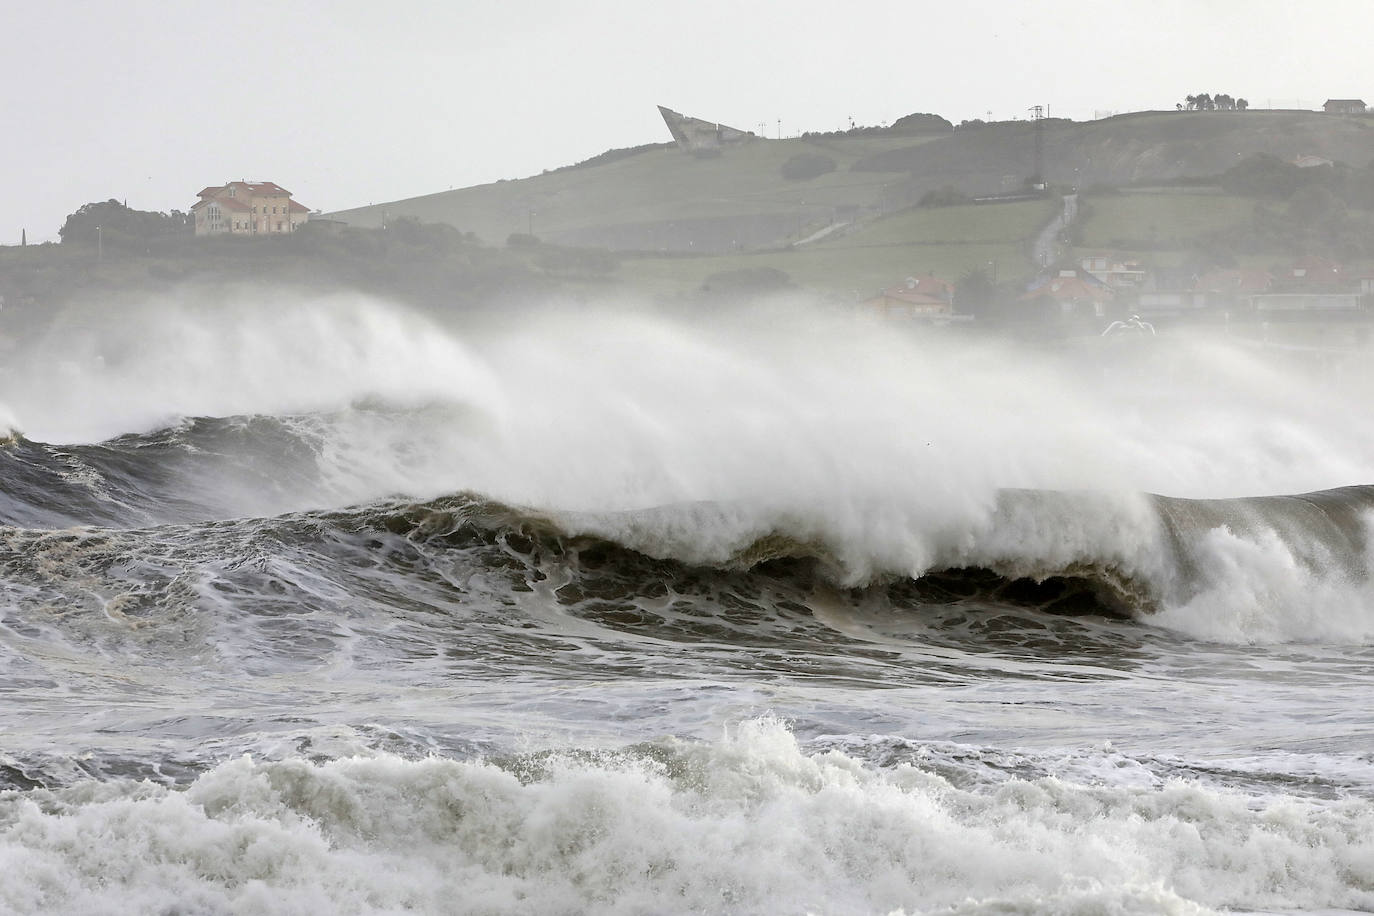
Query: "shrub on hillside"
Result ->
[[918, 186, 971, 207], [700, 266, 791, 294], [780, 153, 837, 181], [890, 112, 954, 134]]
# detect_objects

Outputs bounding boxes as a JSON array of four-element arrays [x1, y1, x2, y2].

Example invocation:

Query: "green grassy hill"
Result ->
[[319, 110, 1374, 299], [328, 134, 938, 254], [612, 198, 1055, 299], [855, 110, 1374, 191], [330, 111, 1374, 255]]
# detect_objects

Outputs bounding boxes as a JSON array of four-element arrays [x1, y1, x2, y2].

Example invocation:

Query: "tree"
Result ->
[[58, 199, 189, 247], [1286, 185, 1346, 227], [1236, 98, 1249, 111], [954, 266, 997, 316], [1220, 154, 1302, 198]]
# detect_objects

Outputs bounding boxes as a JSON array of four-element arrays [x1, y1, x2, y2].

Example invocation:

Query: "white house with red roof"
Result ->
[[191, 181, 310, 236]]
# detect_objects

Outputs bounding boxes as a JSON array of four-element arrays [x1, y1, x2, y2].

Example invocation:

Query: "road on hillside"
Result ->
[[1034, 194, 1078, 268]]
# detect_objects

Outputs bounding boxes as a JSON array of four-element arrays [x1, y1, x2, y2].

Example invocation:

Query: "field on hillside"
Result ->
[[616, 198, 1053, 299], [1075, 192, 1255, 250], [1070, 188, 1374, 273], [330, 135, 936, 245]]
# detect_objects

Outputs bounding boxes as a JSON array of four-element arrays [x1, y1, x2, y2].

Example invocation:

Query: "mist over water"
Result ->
[[9, 288, 1374, 499]]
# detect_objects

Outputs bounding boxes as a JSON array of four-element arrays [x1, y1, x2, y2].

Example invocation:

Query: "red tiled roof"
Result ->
[[1021, 275, 1113, 302], [191, 196, 251, 212], [1285, 256, 1344, 285], [194, 180, 306, 212], [894, 275, 952, 298], [873, 288, 949, 307], [227, 180, 290, 196]]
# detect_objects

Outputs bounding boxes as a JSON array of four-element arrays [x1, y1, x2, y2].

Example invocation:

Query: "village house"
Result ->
[[191, 181, 310, 237], [862, 275, 954, 320], [1322, 99, 1367, 114], [1020, 269, 1113, 317], [1246, 256, 1363, 312], [1079, 254, 1146, 289], [1281, 255, 1344, 287]]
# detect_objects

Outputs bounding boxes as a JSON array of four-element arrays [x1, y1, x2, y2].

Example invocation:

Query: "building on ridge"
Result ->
[[192, 181, 310, 236], [1322, 99, 1367, 114], [657, 106, 755, 156]]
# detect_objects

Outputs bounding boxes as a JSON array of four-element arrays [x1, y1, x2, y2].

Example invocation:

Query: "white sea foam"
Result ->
[[1, 718, 1370, 915]]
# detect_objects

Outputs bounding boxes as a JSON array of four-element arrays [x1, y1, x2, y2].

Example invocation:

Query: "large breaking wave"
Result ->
[[4, 291, 1374, 644]]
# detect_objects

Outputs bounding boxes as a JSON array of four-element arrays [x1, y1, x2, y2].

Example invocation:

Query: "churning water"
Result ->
[[1, 292, 1372, 914]]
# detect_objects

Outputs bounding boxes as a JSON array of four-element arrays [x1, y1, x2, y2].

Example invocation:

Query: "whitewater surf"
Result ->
[[2, 292, 1372, 914]]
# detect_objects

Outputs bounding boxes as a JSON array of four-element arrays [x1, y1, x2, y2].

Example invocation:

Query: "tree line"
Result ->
[[1178, 93, 1248, 111]]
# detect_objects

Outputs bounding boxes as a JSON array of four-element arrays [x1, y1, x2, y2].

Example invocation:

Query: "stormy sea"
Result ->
[[1, 293, 1371, 915]]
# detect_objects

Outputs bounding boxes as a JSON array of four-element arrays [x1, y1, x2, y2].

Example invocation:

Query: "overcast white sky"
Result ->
[[7, 0, 1373, 241]]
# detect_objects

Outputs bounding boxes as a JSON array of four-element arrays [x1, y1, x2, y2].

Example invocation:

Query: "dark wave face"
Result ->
[[0, 417, 328, 528]]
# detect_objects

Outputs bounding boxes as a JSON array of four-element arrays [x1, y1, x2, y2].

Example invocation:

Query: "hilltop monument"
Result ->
[[658, 106, 755, 156]]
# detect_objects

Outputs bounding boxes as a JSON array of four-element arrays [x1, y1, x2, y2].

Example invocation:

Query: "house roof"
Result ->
[[1021, 273, 1114, 302], [198, 181, 293, 199], [871, 288, 950, 308], [883, 275, 952, 298], [287, 199, 310, 213], [226, 180, 291, 195], [1288, 255, 1343, 279], [1324, 99, 1367, 106]]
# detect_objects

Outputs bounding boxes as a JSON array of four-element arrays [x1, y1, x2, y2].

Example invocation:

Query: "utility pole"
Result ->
[[1029, 105, 1046, 189]]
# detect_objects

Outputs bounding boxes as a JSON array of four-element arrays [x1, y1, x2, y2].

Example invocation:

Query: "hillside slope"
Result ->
[[327, 111, 1374, 255], [856, 110, 1374, 191]]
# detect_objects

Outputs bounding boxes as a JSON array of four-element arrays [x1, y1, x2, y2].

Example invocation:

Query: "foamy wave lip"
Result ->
[[0, 401, 20, 441], [3, 718, 1371, 915]]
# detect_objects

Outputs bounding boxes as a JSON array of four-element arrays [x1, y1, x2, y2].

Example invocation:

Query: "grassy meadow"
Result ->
[[330, 134, 940, 243], [615, 197, 1054, 298]]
